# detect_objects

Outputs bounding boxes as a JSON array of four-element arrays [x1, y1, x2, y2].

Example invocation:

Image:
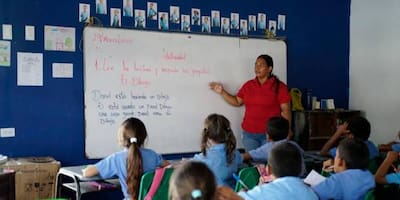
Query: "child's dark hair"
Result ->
[[169, 161, 216, 200], [120, 117, 147, 199], [201, 113, 237, 164], [346, 116, 371, 141], [267, 117, 289, 141], [268, 142, 302, 178], [338, 138, 369, 170], [257, 54, 280, 94]]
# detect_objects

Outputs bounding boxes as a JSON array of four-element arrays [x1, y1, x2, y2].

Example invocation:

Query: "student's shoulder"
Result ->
[[140, 148, 161, 156], [288, 140, 305, 152]]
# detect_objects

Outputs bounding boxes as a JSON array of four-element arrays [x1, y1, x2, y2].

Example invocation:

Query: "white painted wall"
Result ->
[[350, 0, 400, 144]]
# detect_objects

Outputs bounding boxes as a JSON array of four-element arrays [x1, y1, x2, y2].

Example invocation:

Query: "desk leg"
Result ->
[[74, 175, 81, 200], [55, 173, 62, 198]]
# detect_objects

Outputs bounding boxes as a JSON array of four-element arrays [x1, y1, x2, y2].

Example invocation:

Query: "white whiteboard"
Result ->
[[84, 27, 287, 158]]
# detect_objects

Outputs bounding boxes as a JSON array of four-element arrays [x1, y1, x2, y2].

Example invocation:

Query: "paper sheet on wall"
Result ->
[[44, 25, 75, 52], [17, 52, 43, 86], [25, 25, 35, 41], [0, 40, 11, 67], [52, 63, 73, 78], [2, 24, 13, 40]]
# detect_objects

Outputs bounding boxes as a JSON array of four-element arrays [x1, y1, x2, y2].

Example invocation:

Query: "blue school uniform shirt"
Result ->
[[238, 176, 318, 200], [182, 21, 190, 32], [112, 16, 120, 27], [221, 23, 229, 34], [329, 140, 379, 159], [80, 11, 88, 22], [135, 16, 145, 28], [202, 23, 210, 33], [170, 13, 179, 23], [192, 14, 200, 25], [231, 19, 239, 29], [312, 169, 375, 200], [192, 143, 243, 188], [258, 20, 266, 29], [249, 21, 256, 31], [392, 143, 400, 152], [240, 27, 248, 36], [95, 148, 163, 199], [160, 18, 168, 30], [386, 172, 400, 184], [249, 139, 307, 176], [96, 3, 106, 14], [123, 6, 132, 17], [148, 8, 156, 19], [212, 17, 220, 27]]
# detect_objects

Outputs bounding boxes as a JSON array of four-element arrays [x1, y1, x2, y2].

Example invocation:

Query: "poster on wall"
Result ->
[[17, 52, 43, 86], [44, 25, 76, 52], [0, 40, 11, 67]]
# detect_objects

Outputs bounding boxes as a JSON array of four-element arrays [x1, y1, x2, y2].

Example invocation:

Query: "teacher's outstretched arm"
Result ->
[[209, 82, 243, 107]]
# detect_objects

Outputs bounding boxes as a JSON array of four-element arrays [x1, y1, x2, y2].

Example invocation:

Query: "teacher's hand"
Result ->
[[209, 82, 224, 94]]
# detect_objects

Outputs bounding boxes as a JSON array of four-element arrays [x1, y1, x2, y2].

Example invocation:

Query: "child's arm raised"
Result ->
[[375, 151, 399, 184], [320, 122, 349, 156]]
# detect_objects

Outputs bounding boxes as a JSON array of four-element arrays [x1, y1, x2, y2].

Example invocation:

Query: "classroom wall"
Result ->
[[0, 0, 351, 166], [350, 0, 400, 144]]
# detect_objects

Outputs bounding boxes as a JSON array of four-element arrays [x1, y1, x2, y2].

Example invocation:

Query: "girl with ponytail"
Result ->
[[191, 113, 243, 188], [83, 117, 168, 200]]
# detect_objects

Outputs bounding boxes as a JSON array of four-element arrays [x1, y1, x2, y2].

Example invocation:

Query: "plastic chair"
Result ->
[[234, 167, 260, 192], [138, 168, 174, 200], [364, 189, 375, 200]]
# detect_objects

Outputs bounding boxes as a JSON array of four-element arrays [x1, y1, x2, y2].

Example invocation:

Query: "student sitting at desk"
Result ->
[[169, 161, 217, 200], [242, 117, 306, 177], [313, 138, 375, 200], [320, 116, 379, 160], [82, 117, 169, 200], [217, 142, 318, 200], [191, 113, 243, 189]]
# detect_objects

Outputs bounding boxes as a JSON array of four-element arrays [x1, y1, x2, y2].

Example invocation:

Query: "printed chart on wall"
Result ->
[[84, 27, 287, 158], [44, 25, 75, 52]]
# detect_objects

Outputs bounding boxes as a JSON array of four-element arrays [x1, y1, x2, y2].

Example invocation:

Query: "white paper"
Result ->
[[303, 169, 326, 186], [17, 52, 43, 86], [278, 15, 286, 31], [25, 25, 35, 41], [327, 99, 335, 109], [2, 24, 13, 40], [44, 25, 76, 52], [52, 63, 73, 78], [0, 40, 11, 67], [0, 128, 15, 137]]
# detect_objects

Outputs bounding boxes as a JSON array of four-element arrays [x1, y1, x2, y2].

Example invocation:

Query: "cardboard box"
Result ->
[[0, 157, 60, 200]]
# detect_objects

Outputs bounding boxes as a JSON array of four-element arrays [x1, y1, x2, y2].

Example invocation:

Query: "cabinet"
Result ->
[[293, 110, 361, 150], [0, 171, 15, 200]]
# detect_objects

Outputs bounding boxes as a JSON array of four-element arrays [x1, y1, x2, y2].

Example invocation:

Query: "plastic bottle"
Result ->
[[306, 89, 312, 110]]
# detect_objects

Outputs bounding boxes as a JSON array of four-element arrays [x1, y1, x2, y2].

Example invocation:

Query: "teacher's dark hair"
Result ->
[[257, 54, 280, 94]]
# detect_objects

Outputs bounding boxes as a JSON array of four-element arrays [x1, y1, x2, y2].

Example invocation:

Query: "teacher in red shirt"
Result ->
[[209, 54, 291, 151]]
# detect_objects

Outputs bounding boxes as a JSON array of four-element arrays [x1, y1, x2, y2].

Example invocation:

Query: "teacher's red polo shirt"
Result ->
[[237, 76, 291, 133]]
